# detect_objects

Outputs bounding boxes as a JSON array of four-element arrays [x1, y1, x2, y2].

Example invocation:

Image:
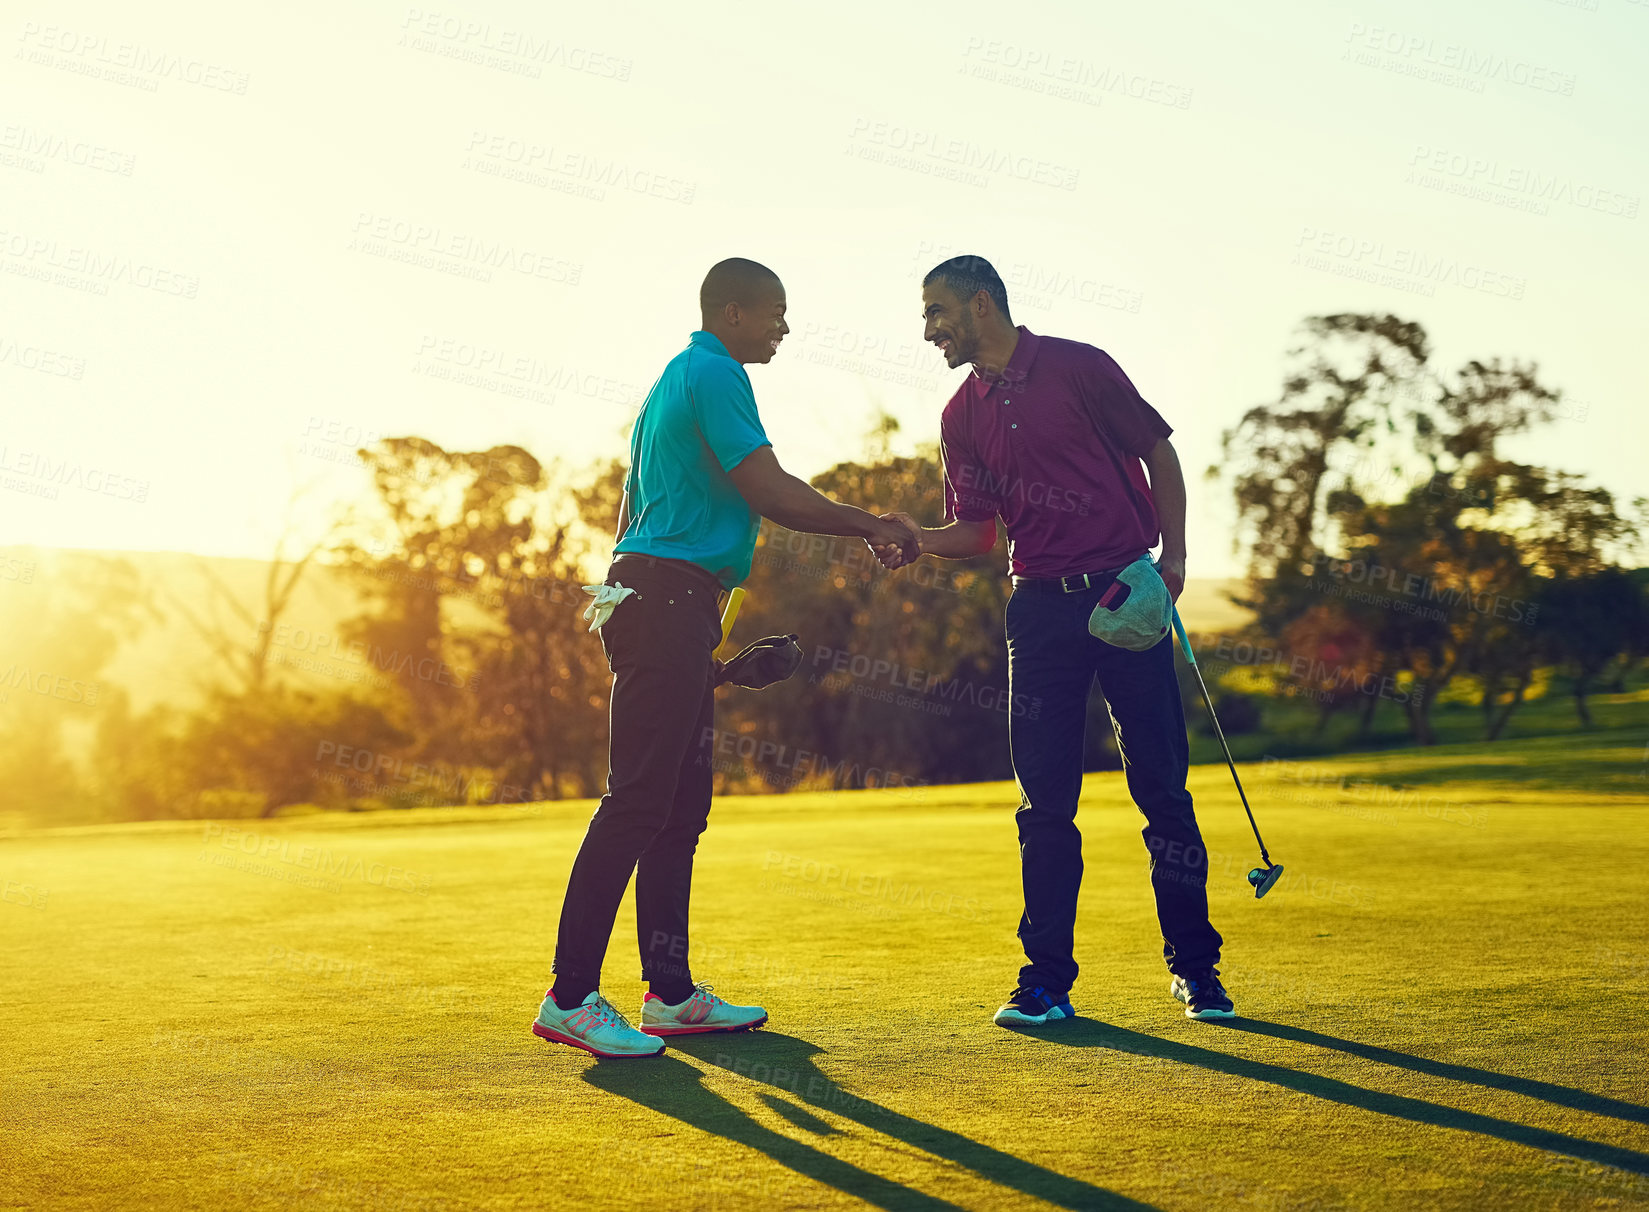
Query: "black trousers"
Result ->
[[1005, 576, 1224, 995], [552, 557, 723, 988]]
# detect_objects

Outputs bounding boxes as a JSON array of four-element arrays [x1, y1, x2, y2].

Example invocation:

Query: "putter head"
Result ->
[[1247, 863, 1283, 899]]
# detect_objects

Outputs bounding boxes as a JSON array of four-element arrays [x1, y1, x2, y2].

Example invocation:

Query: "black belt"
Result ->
[[1012, 562, 1135, 594], [610, 553, 727, 599]]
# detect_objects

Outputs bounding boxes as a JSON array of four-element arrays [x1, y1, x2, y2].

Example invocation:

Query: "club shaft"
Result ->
[[1172, 610, 1273, 866]]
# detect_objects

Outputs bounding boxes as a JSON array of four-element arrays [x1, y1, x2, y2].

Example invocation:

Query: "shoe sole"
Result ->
[[1171, 978, 1236, 1021], [531, 1020, 665, 1058], [640, 1014, 768, 1036], [993, 1005, 1075, 1028]]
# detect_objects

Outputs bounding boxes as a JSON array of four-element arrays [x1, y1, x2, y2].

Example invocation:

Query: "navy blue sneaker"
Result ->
[[993, 984, 1075, 1027], [1171, 970, 1235, 1020]]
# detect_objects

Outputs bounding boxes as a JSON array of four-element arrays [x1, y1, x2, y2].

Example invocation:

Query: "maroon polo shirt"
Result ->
[[939, 326, 1171, 579]]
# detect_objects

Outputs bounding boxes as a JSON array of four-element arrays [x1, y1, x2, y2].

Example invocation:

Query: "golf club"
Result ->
[[1169, 608, 1284, 899], [717, 586, 747, 659]]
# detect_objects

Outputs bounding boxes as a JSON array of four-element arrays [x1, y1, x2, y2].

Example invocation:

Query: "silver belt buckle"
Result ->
[[1059, 573, 1091, 593]]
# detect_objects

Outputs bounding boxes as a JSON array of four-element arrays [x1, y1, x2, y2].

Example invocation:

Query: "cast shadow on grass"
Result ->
[[582, 1033, 1158, 1212], [1020, 1018, 1649, 1176], [1213, 1019, 1649, 1127]]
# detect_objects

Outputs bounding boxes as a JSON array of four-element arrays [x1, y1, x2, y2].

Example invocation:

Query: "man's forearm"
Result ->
[[614, 489, 631, 544], [761, 473, 879, 539], [1145, 440, 1187, 558], [919, 518, 996, 560]]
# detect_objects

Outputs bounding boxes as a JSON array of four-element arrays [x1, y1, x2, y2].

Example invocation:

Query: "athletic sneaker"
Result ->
[[532, 990, 665, 1058], [993, 984, 1076, 1027], [1171, 970, 1236, 1020], [639, 984, 768, 1035]]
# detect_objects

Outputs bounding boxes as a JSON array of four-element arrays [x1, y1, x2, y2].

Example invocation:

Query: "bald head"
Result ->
[[700, 258, 782, 323], [699, 258, 788, 366]]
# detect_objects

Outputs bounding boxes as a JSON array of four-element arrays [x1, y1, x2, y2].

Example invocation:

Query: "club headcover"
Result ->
[[715, 633, 803, 690], [1087, 556, 1172, 651]]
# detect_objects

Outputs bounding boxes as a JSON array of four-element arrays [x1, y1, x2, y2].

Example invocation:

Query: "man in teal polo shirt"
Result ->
[[533, 258, 918, 1059]]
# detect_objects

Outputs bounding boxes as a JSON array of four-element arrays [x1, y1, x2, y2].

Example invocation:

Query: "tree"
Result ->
[[1213, 313, 1432, 631], [1538, 570, 1649, 727], [1216, 316, 1639, 745]]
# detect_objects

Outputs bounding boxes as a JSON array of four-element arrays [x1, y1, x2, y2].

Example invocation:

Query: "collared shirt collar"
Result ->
[[971, 326, 1040, 390], [689, 330, 733, 358]]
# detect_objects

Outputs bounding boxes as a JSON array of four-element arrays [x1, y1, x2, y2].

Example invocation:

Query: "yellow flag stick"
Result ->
[[716, 587, 746, 659]]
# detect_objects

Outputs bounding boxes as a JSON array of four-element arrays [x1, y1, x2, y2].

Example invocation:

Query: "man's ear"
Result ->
[[722, 300, 742, 328]]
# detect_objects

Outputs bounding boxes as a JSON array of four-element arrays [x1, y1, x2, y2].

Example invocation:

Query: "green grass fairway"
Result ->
[[5, 737, 1649, 1210]]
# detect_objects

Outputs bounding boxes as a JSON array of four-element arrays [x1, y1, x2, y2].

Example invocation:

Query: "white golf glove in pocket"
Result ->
[[580, 582, 636, 632]]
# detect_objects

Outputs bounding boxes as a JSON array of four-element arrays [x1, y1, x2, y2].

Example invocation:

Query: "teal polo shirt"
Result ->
[[614, 330, 771, 588]]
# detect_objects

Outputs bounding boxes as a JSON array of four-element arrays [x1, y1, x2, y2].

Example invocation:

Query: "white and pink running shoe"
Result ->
[[639, 984, 768, 1036], [532, 990, 665, 1058]]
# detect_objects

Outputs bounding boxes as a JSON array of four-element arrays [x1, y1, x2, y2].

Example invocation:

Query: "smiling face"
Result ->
[[719, 282, 789, 365], [922, 280, 982, 369]]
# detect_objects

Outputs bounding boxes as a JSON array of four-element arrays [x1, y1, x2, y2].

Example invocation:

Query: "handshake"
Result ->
[[866, 511, 923, 571]]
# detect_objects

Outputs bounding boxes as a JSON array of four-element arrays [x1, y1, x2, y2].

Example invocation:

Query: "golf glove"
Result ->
[[580, 582, 635, 632], [715, 633, 803, 690]]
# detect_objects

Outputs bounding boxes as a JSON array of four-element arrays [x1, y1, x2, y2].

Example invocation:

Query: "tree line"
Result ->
[[6, 312, 1642, 823]]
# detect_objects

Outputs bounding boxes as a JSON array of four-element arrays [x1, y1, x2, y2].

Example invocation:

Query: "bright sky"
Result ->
[[2, 0, 1644, 578]]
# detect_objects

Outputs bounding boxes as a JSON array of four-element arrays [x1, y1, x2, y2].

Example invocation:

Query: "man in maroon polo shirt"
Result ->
[[888, 254, 1233, 1025]]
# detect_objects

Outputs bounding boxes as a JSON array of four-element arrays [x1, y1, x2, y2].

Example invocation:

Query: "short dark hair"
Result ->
[[923, 255, 1011, 323], [700, 257, 782, 320]]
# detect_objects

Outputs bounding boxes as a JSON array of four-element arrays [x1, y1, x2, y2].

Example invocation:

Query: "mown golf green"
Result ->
[[4, 731, 1648, 1210]]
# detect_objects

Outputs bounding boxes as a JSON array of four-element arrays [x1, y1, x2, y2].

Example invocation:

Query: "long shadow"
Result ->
[[582, 1053, 954, 1211], [583, 1033, 1158, 1212], [1214, 1019, 1649, 1127], [1023, 1019, 1649, 1176]]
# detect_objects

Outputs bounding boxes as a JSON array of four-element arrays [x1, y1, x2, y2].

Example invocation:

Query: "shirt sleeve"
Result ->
[[693, 358, 771, 472], [940, 409, 999, 524], [1081, 348, 1172, 456]]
